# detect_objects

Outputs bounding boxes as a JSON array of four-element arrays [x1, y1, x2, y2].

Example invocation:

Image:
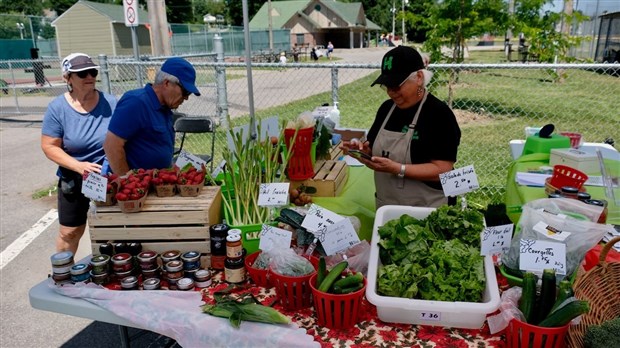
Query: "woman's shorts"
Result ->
[[57, 177, 90, 227]]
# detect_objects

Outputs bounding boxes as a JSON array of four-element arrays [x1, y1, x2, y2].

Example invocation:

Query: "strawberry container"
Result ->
[[177, 183, 203, 197], [154, 184, 176, 197], [118, 194, 147, 213]]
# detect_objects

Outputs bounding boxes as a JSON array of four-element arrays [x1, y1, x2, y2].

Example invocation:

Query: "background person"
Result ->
[[341, 46, 461, 208], [41, 53, 117, 254], [104, 57, 200, 174], [327, 41, 334, 60]]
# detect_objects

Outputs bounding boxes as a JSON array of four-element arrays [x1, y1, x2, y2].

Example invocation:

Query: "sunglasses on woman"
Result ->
[[75, 69, 98, 78]]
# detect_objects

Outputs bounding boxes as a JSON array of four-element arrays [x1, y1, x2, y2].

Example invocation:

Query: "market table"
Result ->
[[504, 153, 620, 225]]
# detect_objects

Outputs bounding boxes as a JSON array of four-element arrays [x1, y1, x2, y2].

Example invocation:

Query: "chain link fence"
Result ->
[[1, 57, 618, 205]]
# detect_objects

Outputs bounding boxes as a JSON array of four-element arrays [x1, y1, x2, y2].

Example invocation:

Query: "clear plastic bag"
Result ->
[[487, 286, 525, 334], [503, 198, 614, 282], [266, 248, 314, 277], [324, 240, 370, 276]]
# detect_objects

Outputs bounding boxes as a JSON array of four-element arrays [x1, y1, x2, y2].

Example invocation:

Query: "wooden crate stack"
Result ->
[[290, 160, 348, 197], [88, 186, 221, 268]]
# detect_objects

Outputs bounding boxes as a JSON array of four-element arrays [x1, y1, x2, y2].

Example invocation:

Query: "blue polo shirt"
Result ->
[[108, 84, 175, 171]]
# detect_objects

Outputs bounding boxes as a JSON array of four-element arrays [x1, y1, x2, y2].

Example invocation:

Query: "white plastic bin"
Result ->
[[366, 205, 501, 329]]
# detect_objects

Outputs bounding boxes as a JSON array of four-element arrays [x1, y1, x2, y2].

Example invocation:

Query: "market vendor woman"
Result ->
[[342, 46, 461, 208]]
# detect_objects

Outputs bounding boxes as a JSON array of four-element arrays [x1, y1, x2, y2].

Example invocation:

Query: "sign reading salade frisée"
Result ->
[[439, 164, 480, 196]]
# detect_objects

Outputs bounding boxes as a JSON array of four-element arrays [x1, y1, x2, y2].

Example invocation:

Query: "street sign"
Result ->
[[123, 0, 139, 27]]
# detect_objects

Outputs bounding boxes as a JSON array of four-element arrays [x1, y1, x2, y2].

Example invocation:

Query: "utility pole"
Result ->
[[391, 0, 396, 37], [268, 0, 274, 51], [147, 0, 171, 56], [401, 0, 406, 44]]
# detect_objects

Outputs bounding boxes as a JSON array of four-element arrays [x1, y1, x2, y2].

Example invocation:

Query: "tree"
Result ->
[[226, 0, 262, 27], [166, 0, 193, 24], [0, 0, 44, 15], [192, 0, 227, 24]]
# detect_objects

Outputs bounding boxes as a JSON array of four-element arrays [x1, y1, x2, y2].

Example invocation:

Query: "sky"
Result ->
[[546, 0, 619, 16]]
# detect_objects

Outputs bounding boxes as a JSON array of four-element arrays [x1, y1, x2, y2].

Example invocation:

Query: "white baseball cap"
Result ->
[[61, 53, 100, 75]]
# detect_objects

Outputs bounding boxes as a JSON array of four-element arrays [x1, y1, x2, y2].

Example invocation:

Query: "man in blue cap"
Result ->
[[104, 57, 200, 174]]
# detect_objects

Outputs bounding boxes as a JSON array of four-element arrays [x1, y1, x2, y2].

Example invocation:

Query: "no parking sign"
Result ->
[[123, 0, 139, 27]]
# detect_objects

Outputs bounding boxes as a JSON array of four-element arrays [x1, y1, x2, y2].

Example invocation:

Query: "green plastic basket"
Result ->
[[222, 201, 276, 254]]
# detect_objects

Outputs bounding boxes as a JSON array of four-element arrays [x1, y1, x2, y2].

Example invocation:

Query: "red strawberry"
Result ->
[[115, 193, 128, 201]]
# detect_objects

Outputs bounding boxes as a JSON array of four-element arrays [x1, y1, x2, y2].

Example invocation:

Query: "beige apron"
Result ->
[[373, 92, 448, 208]]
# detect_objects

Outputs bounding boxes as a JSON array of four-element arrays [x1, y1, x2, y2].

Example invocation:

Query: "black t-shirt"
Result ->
[[367, 93, 461, 188]]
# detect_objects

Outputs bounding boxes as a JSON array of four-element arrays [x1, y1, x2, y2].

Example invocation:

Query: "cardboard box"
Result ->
[[290, 160, 348, 197], [366, 206, 501, 329], [550, 148, 599, 174]]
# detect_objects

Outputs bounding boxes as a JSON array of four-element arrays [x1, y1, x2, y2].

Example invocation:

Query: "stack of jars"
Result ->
[[111, 253, 135, 283], [137, 250, 160, 279], [224, 228, 246, 284], [89, 254, 110, 285], [50, 251, 75, 285], [70, 263, 91, 284], [162, 250, 182, 290]]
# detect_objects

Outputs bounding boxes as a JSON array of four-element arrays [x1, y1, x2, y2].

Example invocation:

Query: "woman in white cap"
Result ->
[[41, 53, 117, 254]]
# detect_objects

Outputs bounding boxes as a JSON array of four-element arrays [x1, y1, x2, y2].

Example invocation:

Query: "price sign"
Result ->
[[311, 106, 334, 119], [317, 218, 360, 255], [257, 183, 290, 207], [175, 150, 207, 170], [519, 239, 567, 275], [81, 172, 108, 202], [419, 311, 442, 321], [301, 204, 345, 233], [439, 165, 480, 196], [259, 225, 292, 251], [480, 223, 513, 255]]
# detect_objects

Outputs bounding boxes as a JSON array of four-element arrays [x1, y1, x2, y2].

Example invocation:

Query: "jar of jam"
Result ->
[[560, 186, 579, 199], [120, 275, 139, 290], [70, 263, 91, 283], [89, 254, 110, 275], [143, 277, 161, 290], [228, 228, 242, 237], [165, 260, 184, 280], [224, 257, 246, 284], [184, 268, 198, 280], [137, 251, 159, 270], [90, 270, 109, 285], [142, 265, 161, 279], [111, 253, 133, 273], [584, 199, 608, 224], [52, 271, 71, 284], [114, 269, 133, 280], [51, 251, 75, 275], [210, 224, 229, 270], [114, 242, 128, 255], [194, 269, 212, 288], [226, 234, 243, 258], [177, 277, 195, 291], [161, 250, 181, 264], [577, 192, 591, 201], [181, 251, 201, 271]]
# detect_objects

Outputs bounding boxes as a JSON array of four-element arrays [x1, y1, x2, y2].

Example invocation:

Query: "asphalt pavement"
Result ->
[[0, 47, 389, 348]]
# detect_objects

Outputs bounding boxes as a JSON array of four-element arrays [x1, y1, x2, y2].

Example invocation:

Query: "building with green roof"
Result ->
[[52, 0, 151, 58], [250, 0, 381, 50]]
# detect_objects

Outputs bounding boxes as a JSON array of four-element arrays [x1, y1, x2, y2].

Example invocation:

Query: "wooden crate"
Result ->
[[89, 186, 221, 267], [290, 160, 348, 197]]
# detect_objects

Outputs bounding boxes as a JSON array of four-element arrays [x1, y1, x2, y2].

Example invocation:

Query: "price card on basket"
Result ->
[[480, 224, 513, 255], [259, 224, 292, 251], [519, 239, 567, 275], [81, 172, 107, 202], [257, 183, 290, 207], [439, 165, 480, 196], [316, 218, 360, 255], [301, 204, 345, 234], [175, 150, 207, 170]]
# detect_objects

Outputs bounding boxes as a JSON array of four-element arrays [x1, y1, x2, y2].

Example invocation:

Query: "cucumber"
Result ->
[[332, 272, 363, 289], [536, 269, 557, 324], [316, 257, 327, 288], [318, 261, 348, 293], [333, 282, 364, 294], [538, 299, 589, 327], [519, 272, 538, 324], [550, 280, 574, 314]]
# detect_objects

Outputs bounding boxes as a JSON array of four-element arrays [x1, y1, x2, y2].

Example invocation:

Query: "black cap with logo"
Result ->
[[371, 46, 425, 87]]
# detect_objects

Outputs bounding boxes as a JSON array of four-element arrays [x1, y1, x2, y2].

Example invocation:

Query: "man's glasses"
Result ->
[[176, 82, 190, 97], [380, 71, 418, 92], [75, 69, 98, 78]]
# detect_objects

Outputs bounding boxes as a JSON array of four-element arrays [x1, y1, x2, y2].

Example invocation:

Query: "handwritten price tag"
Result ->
[[81, 172, 107, 202], [480, 224, 513, 255], [439, 164, 480, 196], [257, 183, 290, 207], [175, 150, 207, 170], [259, 224, 292, 251], [519, 239, 567, 275], [419, 311, 441, 322], [316, 218, 360, 255], [301, 204, 345, 233]]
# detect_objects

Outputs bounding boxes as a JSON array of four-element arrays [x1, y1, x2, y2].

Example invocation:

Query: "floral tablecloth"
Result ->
[[201, 270, 509, 348]]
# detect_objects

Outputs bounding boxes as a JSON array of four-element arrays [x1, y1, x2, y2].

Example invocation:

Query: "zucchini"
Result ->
[[536, 269, 557, 324], [332, 272, 363, 289], [318, 261, 348, 293], [550, 280, 574, 314], [519, 272, 538, 324], [316, 257, 327, 288], [538, 299, 589, 327]]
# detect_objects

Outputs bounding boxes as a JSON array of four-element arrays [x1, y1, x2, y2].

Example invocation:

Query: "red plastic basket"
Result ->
[[245, 251, 271, 288], [548, 165, 588, 190], [284, 127, 315, 181], [309, 273, 366, 329], [270, 256, 318, 310], [506, 319, 570, 348], [560, 132, 582, 148]]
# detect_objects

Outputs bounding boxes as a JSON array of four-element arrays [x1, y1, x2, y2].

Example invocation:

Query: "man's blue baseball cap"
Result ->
[[161, 57, 200, 96]]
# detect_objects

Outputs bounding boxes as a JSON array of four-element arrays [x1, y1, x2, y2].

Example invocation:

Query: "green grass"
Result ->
[[32, 185, 57, 199]]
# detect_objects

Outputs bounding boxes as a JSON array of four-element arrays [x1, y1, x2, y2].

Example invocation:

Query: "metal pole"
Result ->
[[331, 67, 339, 107], [214, 34, 229, 128], [131, 26, 143, 88], [268, 0, 274, 51], [28, 16, 36, 48], [242, 0, 256, 139], [99, 54, 111, 94], [391, 0, 395, 37], [9, 62, 20, 113], [401, 0, 405, 44]]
